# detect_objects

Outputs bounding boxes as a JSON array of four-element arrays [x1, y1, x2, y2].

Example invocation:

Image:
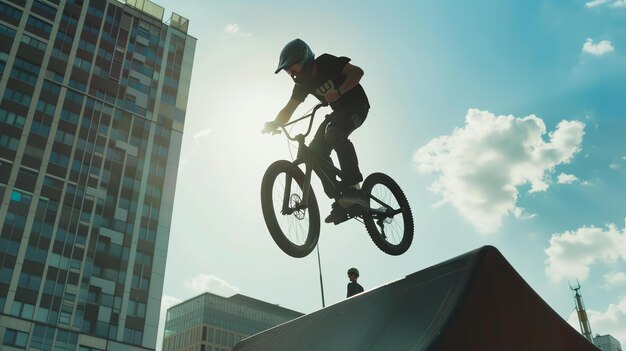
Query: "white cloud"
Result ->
[[513, 207, 537, 220], [612, 0, 626, 7], [585, 0, 626, 7], [585, 0, 611, 7], [224, 23, 252, 37], [603, 271, 626, 289], [414, 109, 584, 234], [567, 297, 626, 348], [558, 173, 578, 184], [582, 38, 615, 56], [193, 128, 212, 142], [184, 273, 239, 297], [156, 295, 182, 351], [609, 163, 620, 170], [545, 223, 626, 282]]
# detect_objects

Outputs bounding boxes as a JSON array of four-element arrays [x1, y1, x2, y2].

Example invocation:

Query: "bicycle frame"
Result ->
[[277, 103, 343, 213]]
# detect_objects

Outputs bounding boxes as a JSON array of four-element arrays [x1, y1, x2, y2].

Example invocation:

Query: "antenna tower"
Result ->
[[570, 281, 594, 343]]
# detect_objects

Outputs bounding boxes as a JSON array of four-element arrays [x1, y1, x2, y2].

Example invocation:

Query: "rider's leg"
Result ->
[[309, 115, 339, 199], [325, 108, 369, 191], [326, 127, 362, 187]]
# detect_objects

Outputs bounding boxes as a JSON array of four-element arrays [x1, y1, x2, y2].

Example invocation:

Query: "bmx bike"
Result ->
[[261, 103, 414, 258]]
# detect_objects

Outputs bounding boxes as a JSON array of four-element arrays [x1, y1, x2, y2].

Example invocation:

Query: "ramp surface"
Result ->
[[233, 246, 596, 351]]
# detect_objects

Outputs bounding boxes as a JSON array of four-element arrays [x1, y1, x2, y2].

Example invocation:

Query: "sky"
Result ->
[[150, 0, 626, 349]]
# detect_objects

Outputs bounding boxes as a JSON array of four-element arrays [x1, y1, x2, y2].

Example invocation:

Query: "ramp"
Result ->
[[233, 246, 596, 351]]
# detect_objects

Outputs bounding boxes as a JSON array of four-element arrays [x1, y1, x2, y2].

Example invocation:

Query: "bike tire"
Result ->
[[261, 160, 320, 258], [361, 173, 414, 255]]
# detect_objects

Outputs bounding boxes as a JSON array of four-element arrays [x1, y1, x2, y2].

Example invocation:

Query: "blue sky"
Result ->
[[152, 0, 626, 348]]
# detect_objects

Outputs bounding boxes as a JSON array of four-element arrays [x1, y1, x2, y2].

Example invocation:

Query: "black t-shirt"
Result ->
[[347, 281, 364, 298], [291, 54, 370, 111]]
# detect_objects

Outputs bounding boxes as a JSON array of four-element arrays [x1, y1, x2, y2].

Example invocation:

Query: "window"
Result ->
[[21, 33, 48, 50], [3, 88, 32, 107], [37, 100, 56, 116], [49, 151, 70, 167], [11, 300, 35, 319], [26, 15, 53, 35], [14, 56, 41, 75], [127, 300, 146, 318], [123, 327, 143, 345], [0, 107, 26, 128], [3, 329, 28, 348], [32, 0, 57, 18], [18, 272, 42, 290], [42, 80, 61, 96], [55, 129, 75, 146], [30, 117, 51, 137], [60, 108, 80, 124], [0, 2, 22, 22], [0, 23, 17, 38]]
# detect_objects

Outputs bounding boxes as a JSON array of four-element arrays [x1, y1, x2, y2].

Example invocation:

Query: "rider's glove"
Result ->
[[262, 121, 280, 134]]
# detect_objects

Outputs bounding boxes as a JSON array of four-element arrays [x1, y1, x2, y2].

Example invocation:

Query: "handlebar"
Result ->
[[277, 102, 327, 142]]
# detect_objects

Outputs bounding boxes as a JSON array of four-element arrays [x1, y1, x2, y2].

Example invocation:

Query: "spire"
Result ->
[[570, 281, 594, 343]]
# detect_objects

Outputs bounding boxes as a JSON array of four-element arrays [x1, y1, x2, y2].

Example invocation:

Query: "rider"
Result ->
[[264, 38, 370, 223]]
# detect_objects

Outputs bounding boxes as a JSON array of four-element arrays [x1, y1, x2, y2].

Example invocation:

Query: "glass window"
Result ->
[[32, 0, 57, 18], [3, 87, 32, 107], [0, 107, 26, 128], [0, 2, 22, 22], [3, 329, 28, 348], [21, 33, 48, 50], [26, 15, 53, 35]]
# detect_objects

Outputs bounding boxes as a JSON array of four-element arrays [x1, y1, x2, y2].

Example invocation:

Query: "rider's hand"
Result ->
[[262, 121, 280, 134], [324, 89, 341, 103]]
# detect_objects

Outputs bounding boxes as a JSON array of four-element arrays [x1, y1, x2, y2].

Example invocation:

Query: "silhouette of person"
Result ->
[[347, 267, 364, 298]]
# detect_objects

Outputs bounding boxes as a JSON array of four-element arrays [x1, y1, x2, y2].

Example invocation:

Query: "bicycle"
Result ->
[[260, 103, 414, 258]]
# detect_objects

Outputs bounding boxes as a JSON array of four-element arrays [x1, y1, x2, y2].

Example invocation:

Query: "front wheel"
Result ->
[[261, 160, 320, 258], [361, 173, 414, 255]]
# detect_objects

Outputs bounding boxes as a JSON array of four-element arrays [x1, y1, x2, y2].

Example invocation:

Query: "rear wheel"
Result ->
[[361, 173, 414, 255], [261, 160, 320, 258]]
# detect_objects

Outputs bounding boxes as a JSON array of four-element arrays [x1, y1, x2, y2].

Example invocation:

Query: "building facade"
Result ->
[[0, 0, 195, 349], [594, 334, 623, 351], [163, 293, 304, 351]]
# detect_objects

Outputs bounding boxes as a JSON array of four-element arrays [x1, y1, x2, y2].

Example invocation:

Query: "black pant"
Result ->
[[309, 106, 369, 199]]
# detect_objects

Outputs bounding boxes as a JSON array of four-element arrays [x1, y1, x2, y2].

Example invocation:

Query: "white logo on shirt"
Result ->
[[315, 79, 336, 96]]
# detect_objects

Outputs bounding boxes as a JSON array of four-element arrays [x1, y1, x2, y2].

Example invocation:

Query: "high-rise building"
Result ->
[[0, 0, 195, 349], [594, 334, 623, 351], [163, 292, 304, 351]]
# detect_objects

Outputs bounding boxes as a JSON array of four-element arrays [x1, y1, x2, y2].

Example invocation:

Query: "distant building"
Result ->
[[163, 292, 304, 351], [594, 334, 623, 351], [0, 0, 195, 349]]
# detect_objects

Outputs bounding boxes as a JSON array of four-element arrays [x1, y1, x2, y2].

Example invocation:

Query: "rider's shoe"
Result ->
[[338, 188, 369, 209], [324, 202, 347, 224]]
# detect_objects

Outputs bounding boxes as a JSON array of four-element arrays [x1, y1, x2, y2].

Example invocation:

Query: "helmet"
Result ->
[[347, 268, 359, 277], [274, 38, 314, 74]]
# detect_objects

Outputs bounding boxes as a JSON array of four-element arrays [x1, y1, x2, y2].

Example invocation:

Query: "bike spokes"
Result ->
[[361, 172, 414, 255], [367, 184, 405, 245]]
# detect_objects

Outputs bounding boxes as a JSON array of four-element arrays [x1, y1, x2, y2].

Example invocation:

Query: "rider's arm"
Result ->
[[337, 63, 364, 95], [274, 98, 302, 125], [325, 62, 364, 103]]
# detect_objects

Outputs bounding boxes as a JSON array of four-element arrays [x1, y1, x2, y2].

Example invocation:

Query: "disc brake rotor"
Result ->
[[290, 194, 306, 220]]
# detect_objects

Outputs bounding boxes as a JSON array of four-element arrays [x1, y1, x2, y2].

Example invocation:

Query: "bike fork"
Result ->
[[281, 165, 313, 213], [301, 165, 313, 206], [281, 174, 293, 213]]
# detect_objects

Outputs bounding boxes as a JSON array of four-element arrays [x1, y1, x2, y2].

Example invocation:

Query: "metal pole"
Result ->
[[316, 244, 325, 308]]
